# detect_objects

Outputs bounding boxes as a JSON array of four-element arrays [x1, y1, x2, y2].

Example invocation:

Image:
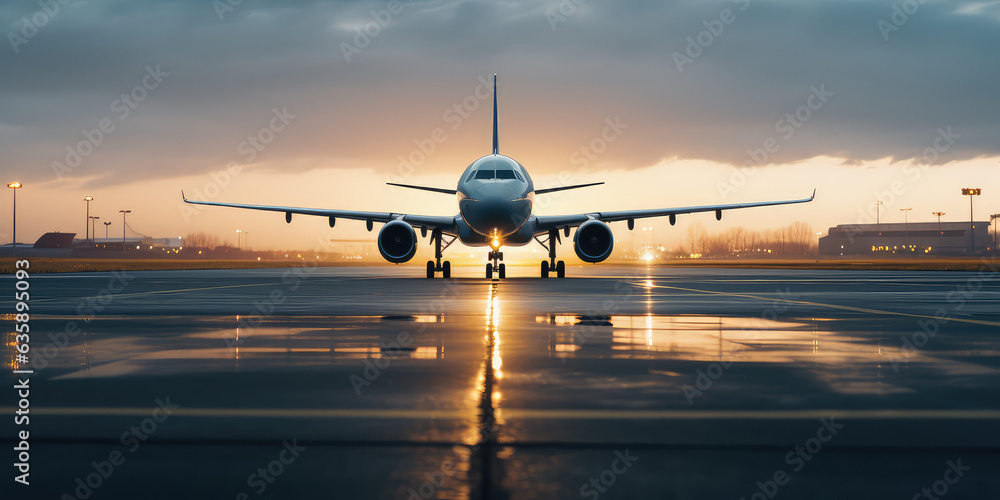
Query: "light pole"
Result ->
[[8, 182, 21, 257], [83, 195, 94, 243], [119, 210, 131, 253], [962, 188, 981, 255], [875, 201, 884, 253], [89, 216, 100, 246], [900, 208, 912, 252], [104, 221, 111, 240], [932, 212, 945, 234], [992, 214, 1000, 259], [236, 229, 242, 260]]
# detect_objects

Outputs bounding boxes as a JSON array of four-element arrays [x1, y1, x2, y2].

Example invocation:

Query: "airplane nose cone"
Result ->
[[478, 182, 519, 202], [459, 185, 531, 237]]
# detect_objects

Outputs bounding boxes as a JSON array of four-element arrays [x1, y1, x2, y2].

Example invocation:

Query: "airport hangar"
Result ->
[[819, 220, 993, 256]]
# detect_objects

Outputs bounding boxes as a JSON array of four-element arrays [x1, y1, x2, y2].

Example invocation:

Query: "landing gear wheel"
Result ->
[[556, 260, 566, 278], [541, 260, 549, 277], [426, 260, 435, 278], [442, 261, 451, 279], [498, 263, 506, 279], [486, 263, 493, 279]]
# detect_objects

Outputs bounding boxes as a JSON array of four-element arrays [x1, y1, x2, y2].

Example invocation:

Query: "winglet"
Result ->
[[810, 188, 817, 200], [181, 190, 187, 201], [492, 74, 499, 155]]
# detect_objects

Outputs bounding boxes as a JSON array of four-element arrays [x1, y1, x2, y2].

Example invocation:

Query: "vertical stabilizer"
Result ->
[[492, 74, 499, 155]]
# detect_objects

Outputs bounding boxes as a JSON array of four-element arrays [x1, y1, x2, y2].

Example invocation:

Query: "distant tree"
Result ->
[[680, 221, 815, 258], [686, 222, 706, 255], [184, 232, 221, 249], [785, 221, 814, 255]]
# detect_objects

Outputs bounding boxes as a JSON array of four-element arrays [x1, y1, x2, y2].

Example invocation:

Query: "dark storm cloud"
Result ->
[[0, 0, 997, 187]]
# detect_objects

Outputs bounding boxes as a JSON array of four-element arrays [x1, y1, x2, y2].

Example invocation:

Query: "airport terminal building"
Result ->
[[819, 221, 993, 256]]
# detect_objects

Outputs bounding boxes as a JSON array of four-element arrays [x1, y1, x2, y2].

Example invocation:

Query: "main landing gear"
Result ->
[[425, 228, 456, 278], [486, 250, 505, 279], [535, 228, 566, 278]]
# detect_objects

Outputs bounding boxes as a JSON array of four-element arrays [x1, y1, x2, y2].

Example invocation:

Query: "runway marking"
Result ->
[[21, 282, 285, 303], [637, 282, 1000, 327], [8, 407, 1000, 420]]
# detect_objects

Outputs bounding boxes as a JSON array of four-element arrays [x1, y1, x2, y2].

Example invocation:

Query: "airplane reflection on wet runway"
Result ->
[[11, 308, 980, 401]]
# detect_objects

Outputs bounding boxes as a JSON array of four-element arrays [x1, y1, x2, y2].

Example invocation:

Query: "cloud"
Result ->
[[1, 0, 998, 188]]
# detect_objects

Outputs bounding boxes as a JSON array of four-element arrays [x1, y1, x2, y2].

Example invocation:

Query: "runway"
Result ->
[[5, 265, 1000, 498]]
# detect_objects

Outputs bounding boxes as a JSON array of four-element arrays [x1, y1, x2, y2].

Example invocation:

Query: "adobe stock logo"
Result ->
[[7, 0, 75, 54], [579, 449, 639, 499], [877, 0, 928, 41], [51, 65, 170, 180], [340, 0, 404, 62], [671, 0, 751, 74]]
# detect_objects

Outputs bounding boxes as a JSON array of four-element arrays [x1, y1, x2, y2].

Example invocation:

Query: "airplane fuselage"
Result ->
[[456, 154, 537, 247]]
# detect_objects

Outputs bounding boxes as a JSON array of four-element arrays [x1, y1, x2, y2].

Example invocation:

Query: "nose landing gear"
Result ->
[[486, 250, 505, 279]]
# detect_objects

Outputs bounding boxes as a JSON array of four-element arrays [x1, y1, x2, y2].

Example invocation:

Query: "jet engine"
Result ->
[[574, 220, 614, 263], [377, 220, 417, 263]]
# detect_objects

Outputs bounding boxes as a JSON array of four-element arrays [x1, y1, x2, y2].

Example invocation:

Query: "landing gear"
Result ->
[[535, 228, 567, 278], [425, 228, 456, 278], [542, 260, 566, 278], [486, 249, 504, 279]]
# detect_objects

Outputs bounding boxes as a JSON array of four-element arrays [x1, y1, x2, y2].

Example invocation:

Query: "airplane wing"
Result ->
[[386, 183, 457, 195], [181, 192, 457, 232], [534, 189, 816, 233], [535, 182, 604, 195]]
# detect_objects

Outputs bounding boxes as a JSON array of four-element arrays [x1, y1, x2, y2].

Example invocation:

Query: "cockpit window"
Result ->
[[467, 164, 526, 182]]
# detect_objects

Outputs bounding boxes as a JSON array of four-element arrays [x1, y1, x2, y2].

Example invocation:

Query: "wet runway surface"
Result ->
[[4, 265, 1000, 498]]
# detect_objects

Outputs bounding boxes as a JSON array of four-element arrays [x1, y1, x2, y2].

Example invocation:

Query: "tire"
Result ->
[[556, 260, 566, 278], [426, 260, 435, 278], [498, 263, 506, 279], [541, 260, 549, 277], [486, 263, 493, 279], [442, 261, 451, 279]]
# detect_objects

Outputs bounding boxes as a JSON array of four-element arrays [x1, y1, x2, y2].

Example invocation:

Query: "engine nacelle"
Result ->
[[574, 220, 614, 263], [377, 220, 417, 263]]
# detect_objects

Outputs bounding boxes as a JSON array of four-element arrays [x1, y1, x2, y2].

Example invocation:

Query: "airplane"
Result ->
[[183, 75, 815, 279]]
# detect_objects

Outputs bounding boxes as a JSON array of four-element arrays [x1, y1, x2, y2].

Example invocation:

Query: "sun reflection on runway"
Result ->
[[466, 281, 508, 497], [484, 283, 503, 419]]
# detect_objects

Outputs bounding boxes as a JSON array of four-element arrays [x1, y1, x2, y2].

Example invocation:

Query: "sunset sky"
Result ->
[[1, 0, 997, 257]]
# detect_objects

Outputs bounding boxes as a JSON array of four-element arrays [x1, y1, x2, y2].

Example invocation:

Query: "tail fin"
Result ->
[[492, 74, 499, 155]]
